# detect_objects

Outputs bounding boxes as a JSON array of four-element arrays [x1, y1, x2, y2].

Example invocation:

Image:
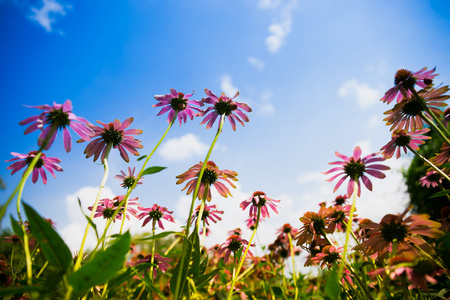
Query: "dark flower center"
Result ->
[[334, 196, 346, 206], [201, 169, 218, 185], [47, 108, 71, 129], [344, 159, 365, 181], [102, 123, 124, 146], [26, 151, 45, 168], [122, 177, 136, 189], [332, 210, 346, 224], [214, 98, 237, 116], [394, 69, 416, 89], [149, 209, 163, 220], [227, 237, 243, 252], [324, 252, 340, 265], [252, 192, 267, 207], [426, 172, 441, 183], [401, 98, 425, 116], [310, 215, 326, 233], [279, 248, 289, 258], [380, 220, 408, 242], [102, 208, 115, 219], [282, 224, 292, 234], [200, 209, 210, 221], [393, 133, 411, 147], [170, 93, 188, 111]]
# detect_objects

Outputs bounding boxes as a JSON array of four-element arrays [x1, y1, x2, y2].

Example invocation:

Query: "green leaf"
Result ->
[[325, 267, 340, 300], [78, 198, 99, 240], [135, 231, 183, 241], [141, 166, 167, 176], [194, 267, 222, 289], [22, 202, 72, 271], [189, 227, 201, 278], [109, 263, 153, 288], [69, 231, 131, 296], [10, 215, 24, 240], [429, 189, 450, 198], [137, 155, 147, 161], [170, 232, 194, 297], [0, 286, 49, 297]]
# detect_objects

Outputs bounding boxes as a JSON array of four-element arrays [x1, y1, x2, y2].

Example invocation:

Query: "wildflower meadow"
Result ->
[[0, 67, 449, 299]]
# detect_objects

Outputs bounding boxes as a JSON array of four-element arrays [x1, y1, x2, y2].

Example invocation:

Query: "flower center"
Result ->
[[122, 177, 136, 189], [214, 98, 237, 116], [310, 215, 326, 233], [344, 159, 365, 181], [401, 98, 425, 116], [332, 210, 346, 224], [102, 208, 115, 219], [26, 151, 45, 168], [394, 69, 416, 89], [426, 172, 441, 183], [102, 123, 124, 146], [47, 108, 70, 129], [282, 224, 292, 234], [380, 219, 408, 242], [227, 236, 243, 252], [149, 209, 163, 220], [334, 196, 347, 206], [393, 131, 411, 147], [201, 169, 218, 185], [252, 192, 267, 207], [200, 209, 210, 220], [170, 93, 188, 111]]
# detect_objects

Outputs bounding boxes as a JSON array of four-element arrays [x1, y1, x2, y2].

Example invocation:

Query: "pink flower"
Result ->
[[310, 245, 343, 268], [176, 161, 237, 201], [240, 191, 280, 219], [333, 195, 348, 206], [137, 204, 175, 229], [115, 167, 144, 189], [190, 204, 224, 226], [381, 67, 438, 104], [246, 215, 265, 230], [295, 206, 333, 247], [419, 171, 443, 189], [133, 253, 172, 278], [354, 206, 443, 258], [6, 151, 63, 184], [383, 85, 449, 132], [322, 146, 390, 197], [79, 117, 143, 163], [19, 99, 93, 152], [198, 89, 252, 131], [88, 196, 140, 221], [153, 89, 203, 125], [218, 235, 254, 264], [328, 205, 354, 233], [380, 128, 431, 159]]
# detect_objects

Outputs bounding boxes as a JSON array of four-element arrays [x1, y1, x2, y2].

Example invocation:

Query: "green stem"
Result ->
[[74, 143, 112, 272], [227, 206, 260, 300], [412, 88, 450, 138], [173, 115, 225, 300], [339, 184, 357, 279], [408, 146, 450, 183], [287, 232, 298, 300], [419, 111, 450, 145]]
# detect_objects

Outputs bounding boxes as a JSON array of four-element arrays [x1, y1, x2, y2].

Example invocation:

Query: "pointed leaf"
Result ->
[[429, 189, 450, 198], [137, 155, 147, 161], [194, 267, 222, 289], [69, 231, 131, 296], [141, 166, 167, 176], [10, 215, 24, 240], [325, 267, 340, 300], [77, 197, 99, 240], [23, 202, 72, 271], [170, 234, 193, 296]]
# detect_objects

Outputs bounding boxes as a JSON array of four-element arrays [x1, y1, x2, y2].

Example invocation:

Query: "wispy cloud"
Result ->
[[220, 75, 239, 97], [247, 56, 266, 71], [158, 134, 208, 162], [29, 0, 67, 33], [337, 78, 382, 109], [262, 0, 298, 53]]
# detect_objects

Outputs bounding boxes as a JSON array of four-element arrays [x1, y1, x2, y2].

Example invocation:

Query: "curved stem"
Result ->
[[227, 206, 260, 300], [408, 146, 450, 183], [74, 143, 112, 272], [419, 111, 450, 145], [173, 115, 225, 300]]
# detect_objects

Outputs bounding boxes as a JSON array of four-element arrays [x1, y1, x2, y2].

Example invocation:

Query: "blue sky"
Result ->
[[2, 0, 450, 253]]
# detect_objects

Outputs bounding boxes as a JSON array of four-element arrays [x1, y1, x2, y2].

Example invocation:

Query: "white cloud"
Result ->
[[247, 56, 265, 71], [338, 78, 382, 109], [29, 0, 67, 32], [158, 134, 208, 162], [220, 75, 239, 97], [258, 0, 281, 9], [264, 0, 297, 53]]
